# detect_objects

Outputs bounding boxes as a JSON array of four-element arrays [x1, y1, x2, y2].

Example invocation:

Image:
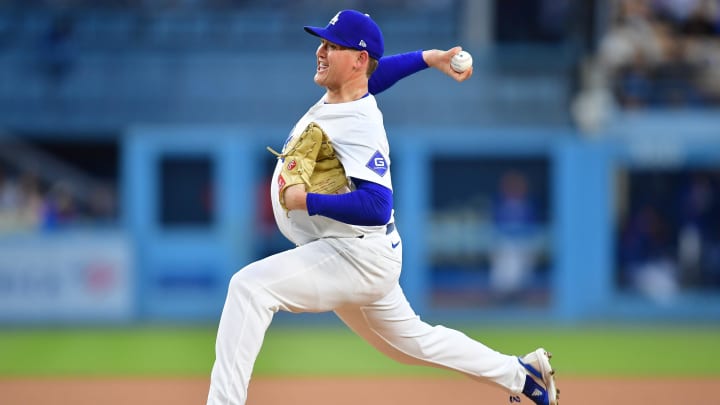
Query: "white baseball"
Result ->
[[450, 51, 473, 73]]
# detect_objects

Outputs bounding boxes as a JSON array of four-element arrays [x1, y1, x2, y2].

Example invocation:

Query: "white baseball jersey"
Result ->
[[270, 93, 395, 245]]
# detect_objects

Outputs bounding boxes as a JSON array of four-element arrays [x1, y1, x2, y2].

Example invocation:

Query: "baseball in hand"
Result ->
[[450, 50, 473, 73]]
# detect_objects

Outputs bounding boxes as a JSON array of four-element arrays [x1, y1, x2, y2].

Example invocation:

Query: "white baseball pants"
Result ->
[[206, 228, 526, 405]]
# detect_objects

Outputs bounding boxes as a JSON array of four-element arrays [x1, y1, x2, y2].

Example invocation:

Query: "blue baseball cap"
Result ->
[[304, 10, 384, 60]]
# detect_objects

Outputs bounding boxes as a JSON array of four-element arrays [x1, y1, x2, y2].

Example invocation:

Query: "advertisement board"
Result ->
[[0, 232, 134, 322]]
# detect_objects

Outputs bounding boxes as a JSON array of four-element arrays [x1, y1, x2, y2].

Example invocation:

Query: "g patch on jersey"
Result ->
[[366, 150, 388, 177]]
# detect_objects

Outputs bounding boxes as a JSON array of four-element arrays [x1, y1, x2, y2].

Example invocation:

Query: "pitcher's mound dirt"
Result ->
[[0, 376, 716, 405]]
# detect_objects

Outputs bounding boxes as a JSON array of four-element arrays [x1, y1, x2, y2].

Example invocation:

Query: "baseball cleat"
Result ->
[[518, 348, 559, 405]]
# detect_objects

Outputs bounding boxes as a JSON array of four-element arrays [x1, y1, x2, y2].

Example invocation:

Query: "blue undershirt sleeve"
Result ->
[[306, 178, 393, 226], [369, 50, 429, 95]]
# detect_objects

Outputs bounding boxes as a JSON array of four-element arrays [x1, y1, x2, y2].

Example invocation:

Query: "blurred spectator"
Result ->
[[16, 171, 45, 231], [575, 0, 720, 122], [618, 202, 679, 302], [598, 0, 666, 74], [571, 58, 619, 134], [488, 170, 540, 297], [42, 180, 78, 229], [677, 172, 720, 286], [618, 169, 720, 300], [0, 164, 117, 233], [649, 28, 705, 106], [613, 51, 655, 108], [0, 169, 45, 232]]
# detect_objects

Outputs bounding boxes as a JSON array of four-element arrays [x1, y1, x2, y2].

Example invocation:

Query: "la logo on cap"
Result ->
[[329, 10, 371, 26]]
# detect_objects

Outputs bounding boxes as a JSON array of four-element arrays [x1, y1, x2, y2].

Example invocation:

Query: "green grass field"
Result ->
[[1, 324, 718, 377]]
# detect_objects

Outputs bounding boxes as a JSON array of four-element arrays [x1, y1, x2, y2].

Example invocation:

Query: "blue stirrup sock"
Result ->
[[522, 374, 549, 404]]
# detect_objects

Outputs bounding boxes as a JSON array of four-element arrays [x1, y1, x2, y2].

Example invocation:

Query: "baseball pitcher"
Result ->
[[206, 9, 558, 405]]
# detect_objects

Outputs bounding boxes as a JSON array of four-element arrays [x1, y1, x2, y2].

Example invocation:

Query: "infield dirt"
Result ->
[[1, 376, 717, 405]]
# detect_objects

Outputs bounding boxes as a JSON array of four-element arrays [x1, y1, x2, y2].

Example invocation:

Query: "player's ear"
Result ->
[[356, 50, 369, 69]]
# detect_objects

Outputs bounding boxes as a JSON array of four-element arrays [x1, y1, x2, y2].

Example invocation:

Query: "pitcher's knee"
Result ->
[[228, 270, 262, 300]]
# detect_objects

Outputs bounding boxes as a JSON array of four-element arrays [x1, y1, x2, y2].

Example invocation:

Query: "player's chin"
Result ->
[[313, 72, 327, 86]]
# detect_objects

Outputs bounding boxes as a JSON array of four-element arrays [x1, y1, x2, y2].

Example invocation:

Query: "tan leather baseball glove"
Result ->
[[267, 122, 349, 211]]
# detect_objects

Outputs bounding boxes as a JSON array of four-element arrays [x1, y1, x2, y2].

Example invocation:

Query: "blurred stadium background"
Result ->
[[0, 0, 719, 379]]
